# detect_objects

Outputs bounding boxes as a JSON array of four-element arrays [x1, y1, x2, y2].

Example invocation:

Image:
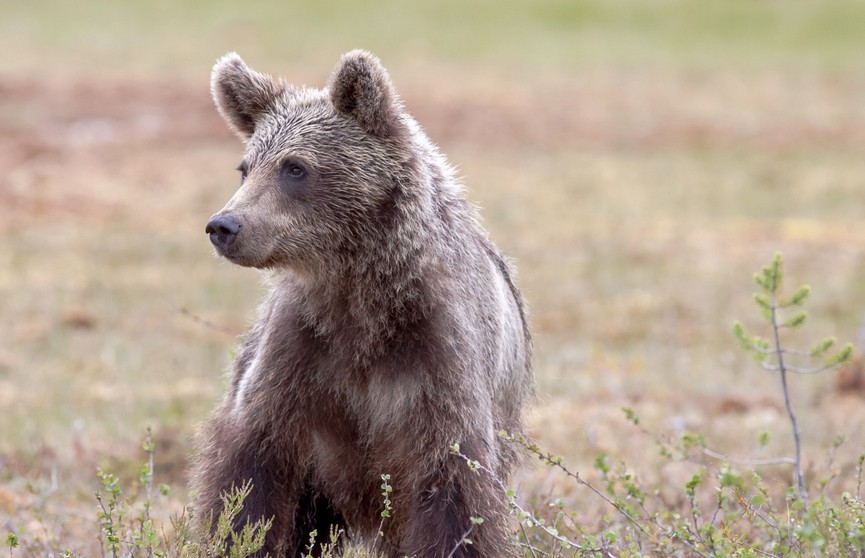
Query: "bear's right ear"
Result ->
[[211, 53, 284, 139], [329, 50, 401, 138]]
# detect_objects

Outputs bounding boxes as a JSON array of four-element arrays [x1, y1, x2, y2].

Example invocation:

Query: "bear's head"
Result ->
[[205, 50, 416, 271]]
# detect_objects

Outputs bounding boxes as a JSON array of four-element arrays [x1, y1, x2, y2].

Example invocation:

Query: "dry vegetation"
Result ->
[[2, 0, 865, 555]]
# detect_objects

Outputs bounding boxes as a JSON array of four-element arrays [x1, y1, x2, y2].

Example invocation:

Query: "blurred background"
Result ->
[[2, 0, 865, 549]]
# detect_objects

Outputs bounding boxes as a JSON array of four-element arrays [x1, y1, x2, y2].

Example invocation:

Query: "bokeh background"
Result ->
[[2, 0, 865, 551]]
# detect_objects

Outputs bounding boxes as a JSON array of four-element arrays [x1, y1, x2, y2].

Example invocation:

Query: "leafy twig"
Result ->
[[733, 253, 853, 504]]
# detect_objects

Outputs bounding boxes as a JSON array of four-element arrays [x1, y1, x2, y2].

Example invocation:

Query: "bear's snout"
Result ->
[[206, 214, 241, 254]]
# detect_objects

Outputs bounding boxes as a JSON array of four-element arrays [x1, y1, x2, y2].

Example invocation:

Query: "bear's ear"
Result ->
[[329, 50, 401, 138], [211, 53, 284, 139]]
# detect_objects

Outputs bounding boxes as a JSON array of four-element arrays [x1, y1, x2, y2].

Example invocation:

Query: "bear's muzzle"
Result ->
[[206, 214, 242, 254]]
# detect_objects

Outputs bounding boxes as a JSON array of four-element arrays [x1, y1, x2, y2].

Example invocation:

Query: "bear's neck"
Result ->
[[277, 236, 434, 360], [288, 192, 445, 354]]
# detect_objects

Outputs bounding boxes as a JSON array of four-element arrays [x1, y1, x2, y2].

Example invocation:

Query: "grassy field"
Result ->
[[2, 0, 865, 554]]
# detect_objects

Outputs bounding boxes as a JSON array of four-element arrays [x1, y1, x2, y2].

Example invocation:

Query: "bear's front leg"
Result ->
[[398, 451, 512, 558], [191, 419, 300, 557]]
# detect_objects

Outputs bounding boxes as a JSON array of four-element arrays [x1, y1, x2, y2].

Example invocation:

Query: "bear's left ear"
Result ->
[[211, 53, 285, 140], [329, 50, 402, 138]]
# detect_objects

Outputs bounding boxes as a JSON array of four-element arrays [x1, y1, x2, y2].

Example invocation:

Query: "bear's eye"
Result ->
[[281, 162, 307, 181], [236, 162, 249, 184]]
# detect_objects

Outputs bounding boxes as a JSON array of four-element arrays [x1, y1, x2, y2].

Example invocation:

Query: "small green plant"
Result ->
[[89, 428, 272, 558], [6, 532, 19, 554], [733, 252, 853, 501], [193, 482, 272, 558], [94, 428, 166, 557], [376, 473, 393, 538]]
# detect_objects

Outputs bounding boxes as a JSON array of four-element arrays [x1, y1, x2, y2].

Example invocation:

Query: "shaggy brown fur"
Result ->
[[193, 50, 532, 557]]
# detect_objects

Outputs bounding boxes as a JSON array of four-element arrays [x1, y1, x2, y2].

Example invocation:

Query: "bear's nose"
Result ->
[[206, 214, 241, 252]]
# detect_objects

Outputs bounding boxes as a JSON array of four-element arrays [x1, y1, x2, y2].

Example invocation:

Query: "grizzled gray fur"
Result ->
[[193, 50, 532, 557]]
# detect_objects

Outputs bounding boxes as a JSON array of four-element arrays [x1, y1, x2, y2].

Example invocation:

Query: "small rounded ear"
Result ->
[[328, 50, 401, 138], [211, 53, 284, 139]]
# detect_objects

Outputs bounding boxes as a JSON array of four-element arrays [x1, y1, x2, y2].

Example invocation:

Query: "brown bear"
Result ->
[[193, 50, 532, 557]]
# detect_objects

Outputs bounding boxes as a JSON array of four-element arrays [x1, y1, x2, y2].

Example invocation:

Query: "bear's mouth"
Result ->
[[217, 241, 274, 269], [219, 247, 258, 267]]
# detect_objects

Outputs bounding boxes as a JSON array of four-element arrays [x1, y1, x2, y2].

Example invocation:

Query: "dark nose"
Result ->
[[205, 214, 241, 252]]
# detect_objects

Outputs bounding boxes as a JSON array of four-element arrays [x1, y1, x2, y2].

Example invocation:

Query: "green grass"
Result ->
[[4, 0, 865, 80]]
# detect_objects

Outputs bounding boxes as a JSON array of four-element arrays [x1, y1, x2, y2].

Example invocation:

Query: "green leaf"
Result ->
[[732, 321, 745, 337], [594, 453, 610, 475], [810, 337, 836, 357], [824, 343, 854, 367], [753, 293, 772, 312], [781, 284, 811, 307], [767, 252, 783, 294], [751, 336, 770, 351], [754, 252, 784, 296], [6, 532, 19, 549], [782, 311, 807, 328], [685, 473, 702, 497], [733, 322, 768, 355], [719, 467, 744, 490], [733, 322, 771, 362], [682, 431, 705, 450]]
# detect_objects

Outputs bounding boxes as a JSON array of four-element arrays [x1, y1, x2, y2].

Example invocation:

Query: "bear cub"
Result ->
[[194, 50, 532, 557]]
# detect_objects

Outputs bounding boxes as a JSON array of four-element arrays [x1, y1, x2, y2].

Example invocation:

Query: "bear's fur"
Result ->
[[193, 50, 532, 557]]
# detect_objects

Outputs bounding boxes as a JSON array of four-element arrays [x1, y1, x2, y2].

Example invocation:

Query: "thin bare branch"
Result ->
[[495, 438, 714, 558], [782, 363, 838, 375], [175, 305, 238, 336], [702, 448, 795, 466], [450, 448, 586, 551], [768, 296, 808, 504]]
